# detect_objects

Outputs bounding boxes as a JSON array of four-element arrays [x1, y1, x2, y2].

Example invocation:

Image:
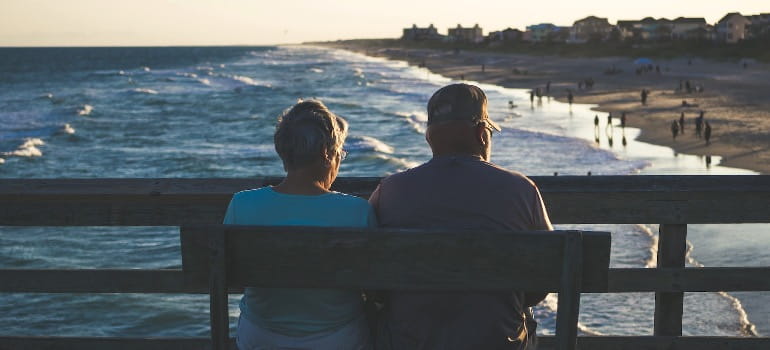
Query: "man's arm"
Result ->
[[525, 185, 553, 307]]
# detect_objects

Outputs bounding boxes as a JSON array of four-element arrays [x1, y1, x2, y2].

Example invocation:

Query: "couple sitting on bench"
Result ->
[[223, 83, 553, 350]]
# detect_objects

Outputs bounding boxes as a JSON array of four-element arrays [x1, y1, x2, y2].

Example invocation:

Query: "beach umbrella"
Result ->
[[633, 58, 654, 65]]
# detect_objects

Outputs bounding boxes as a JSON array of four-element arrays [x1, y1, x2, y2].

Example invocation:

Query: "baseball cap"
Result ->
[[427, 83, 501, 131]]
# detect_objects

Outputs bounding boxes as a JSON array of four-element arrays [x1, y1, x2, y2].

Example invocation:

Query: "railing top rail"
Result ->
[[1, 176, 768, 225]]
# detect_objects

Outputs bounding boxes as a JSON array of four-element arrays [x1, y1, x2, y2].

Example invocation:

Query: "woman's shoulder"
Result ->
[[230, 187, 273, 202], [325, 191, 371, 208]]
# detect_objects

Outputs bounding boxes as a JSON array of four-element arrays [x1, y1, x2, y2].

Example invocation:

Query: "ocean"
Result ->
[[0, 45, 767, 338]]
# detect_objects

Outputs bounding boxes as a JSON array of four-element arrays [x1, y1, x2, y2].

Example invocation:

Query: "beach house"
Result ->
[[402, 24, 443, 41], [525, 23, 566, 43], [487, 28, 523, 44], [448, 24, 484, 44], [569, 16, 613, 43], [671, 17, 709, 40], [716, 13, 751, 43], [746, 13, 770, 38]]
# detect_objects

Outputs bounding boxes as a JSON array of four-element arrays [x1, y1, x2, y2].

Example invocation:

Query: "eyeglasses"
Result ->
[[339, 149, 348, 161]]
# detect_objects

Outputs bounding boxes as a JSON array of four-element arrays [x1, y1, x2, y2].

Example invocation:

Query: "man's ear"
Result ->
[[475, 125, 487, 146]]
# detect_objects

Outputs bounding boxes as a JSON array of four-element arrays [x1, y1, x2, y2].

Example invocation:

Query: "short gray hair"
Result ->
[[274, 100, 348, 169]]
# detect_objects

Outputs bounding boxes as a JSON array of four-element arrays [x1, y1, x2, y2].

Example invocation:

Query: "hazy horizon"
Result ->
[[1, 1, 768, 47]]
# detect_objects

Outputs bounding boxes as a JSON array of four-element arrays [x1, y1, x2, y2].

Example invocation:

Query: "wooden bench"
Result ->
[[180, 225, 612, 350]]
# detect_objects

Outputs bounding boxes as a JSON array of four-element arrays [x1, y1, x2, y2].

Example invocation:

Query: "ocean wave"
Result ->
[[61, 124, 76, 135], [345, 135, 394, 154], [0, 158, 4, 164], [133, 88, 159, 95], [309, 67, 324, 73], [229, 75, 261, 86], [684, 241, 759, 336], [177, 72, 198, 79], [77, 104, 93, 116], [142, 66, 151, 72], [197, 78, 211, 85], [394, 111, 427, 134], [3, 138, 44, 157]]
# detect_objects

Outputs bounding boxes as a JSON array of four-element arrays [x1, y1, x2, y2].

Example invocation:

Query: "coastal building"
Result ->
[[746, 13, 770, 38], [402, 24, 443, 41], [617, 20, 642, 41], [671, 17, 708, 40], [716, 13, 751, 43], [569, 16, 613, 43], [488, 28, 523, 43], [448, 24, 484, 44], [525, 23, 562, 43]]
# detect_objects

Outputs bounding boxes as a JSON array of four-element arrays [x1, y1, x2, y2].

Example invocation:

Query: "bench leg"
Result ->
[[555, 231, 583, 350], [210, 230, 229, 350]]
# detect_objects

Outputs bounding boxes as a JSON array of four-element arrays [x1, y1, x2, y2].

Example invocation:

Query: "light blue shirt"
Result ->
[[223, 186, 376, 336]]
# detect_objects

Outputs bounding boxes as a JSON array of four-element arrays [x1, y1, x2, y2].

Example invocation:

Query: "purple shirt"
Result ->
[[369, 155, 552, 349]]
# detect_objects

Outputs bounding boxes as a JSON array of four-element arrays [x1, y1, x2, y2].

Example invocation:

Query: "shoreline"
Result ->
[[317, 43, 770, 174]]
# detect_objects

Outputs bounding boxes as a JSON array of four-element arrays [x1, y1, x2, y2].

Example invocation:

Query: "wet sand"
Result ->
[[321, 44, 770, 174]]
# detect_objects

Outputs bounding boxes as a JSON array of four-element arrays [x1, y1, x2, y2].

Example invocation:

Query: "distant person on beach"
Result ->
[[594, 115, 599, 127], [546, 81, 551, 94], [369, 83, 552, 350], [679, 112, 685, 134], [568, 90, 574, 106], [695, 111, 704, 138], [607, 113, 613, 126], [224, 100, 374, 350], [705, 122, 712, 145], [530, 90, 535, 104], [641, 89, 648, 105], [620, 112, 627, 128], [671, 120, 679, 140]]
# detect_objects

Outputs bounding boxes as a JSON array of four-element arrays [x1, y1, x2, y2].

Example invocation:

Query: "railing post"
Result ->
[[654, 224, 687, 336]]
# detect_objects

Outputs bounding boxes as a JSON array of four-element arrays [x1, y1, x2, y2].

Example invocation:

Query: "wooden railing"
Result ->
[[1, 175, 770, 349]]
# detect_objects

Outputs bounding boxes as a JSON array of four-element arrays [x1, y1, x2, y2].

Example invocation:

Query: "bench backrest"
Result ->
[[181, 225, 610, 350], [180, 225, 611, 292]]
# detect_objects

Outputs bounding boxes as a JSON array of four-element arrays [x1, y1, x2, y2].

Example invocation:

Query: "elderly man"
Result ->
[[369, 84, 552, 349]]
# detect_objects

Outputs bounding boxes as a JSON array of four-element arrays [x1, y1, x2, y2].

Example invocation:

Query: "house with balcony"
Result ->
[[525, 23, 563, 43], [448, 24, 484, 44], [402, 24, 443, 41], [671, 17, 708, 40], [569, 16, 613, 43], [746, 13, 770, 38], [716, 13, 751, 43]]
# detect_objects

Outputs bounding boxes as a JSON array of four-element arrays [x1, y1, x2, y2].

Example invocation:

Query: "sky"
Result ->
[[1, 0, 768, 46]]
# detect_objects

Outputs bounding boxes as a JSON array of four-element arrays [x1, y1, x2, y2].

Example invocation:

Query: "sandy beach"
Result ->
[[321, 43, 770, 174]]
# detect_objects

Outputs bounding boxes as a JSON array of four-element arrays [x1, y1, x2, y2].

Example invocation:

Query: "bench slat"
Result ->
[[3, 336, 769, 350]]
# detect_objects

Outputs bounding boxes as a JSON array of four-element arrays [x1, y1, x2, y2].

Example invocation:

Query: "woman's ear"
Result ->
[[320, 148, 334, 168]]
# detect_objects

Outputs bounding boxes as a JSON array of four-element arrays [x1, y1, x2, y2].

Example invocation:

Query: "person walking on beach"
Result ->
[[594, 115, 599, 127], [530, 90, 535, 104], [369, 83, 552, 350], [567, 90, 574, 106], [671, 120, 679, 140], [607, 113, 613, 126], [641, 89, 649, 105], [695, 111, 704, 138], [679, 112, 685, 135], [546, 81, 551, 95], [620, 112, 627, 128], [705, 122, 712, 145]]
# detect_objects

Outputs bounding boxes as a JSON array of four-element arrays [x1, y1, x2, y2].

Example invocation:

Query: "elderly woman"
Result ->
[[224, 100, 374, 350]]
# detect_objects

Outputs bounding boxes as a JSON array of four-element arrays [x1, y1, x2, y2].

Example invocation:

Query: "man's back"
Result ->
[[369, 155, 552, 349]]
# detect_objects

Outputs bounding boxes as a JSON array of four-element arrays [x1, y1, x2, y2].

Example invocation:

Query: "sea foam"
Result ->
[[4, 138, 45, 157], [62, 124, 76, 134], [77, 104, 93, 116], [133, 88, 159, 95]]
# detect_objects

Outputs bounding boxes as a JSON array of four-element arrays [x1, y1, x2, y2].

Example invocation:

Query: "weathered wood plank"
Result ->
[[538, 336, 770, 350], [181, 226, 611, 292], [2, 336, 768, 350], [1, 176, 769, 225], [3, 267, 768, 294], [654, 224, 688, 336], [0, 336, 235, 350]]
